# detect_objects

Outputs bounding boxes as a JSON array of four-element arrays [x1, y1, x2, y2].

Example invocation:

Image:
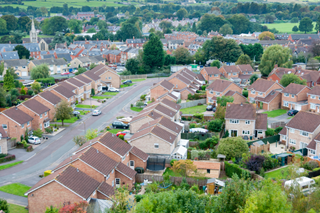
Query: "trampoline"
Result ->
[[147, 157, 166, 171]]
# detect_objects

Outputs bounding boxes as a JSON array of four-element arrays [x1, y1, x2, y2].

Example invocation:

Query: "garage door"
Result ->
[[21, 72, 27, 76], [295, 105, 301, 110]]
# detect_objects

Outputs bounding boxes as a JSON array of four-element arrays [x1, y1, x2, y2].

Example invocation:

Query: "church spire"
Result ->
[[30, 18, 37, 43]]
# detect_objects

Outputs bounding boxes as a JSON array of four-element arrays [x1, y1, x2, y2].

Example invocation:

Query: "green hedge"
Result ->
[[225, 161, 251, 179], [36, 77, 55, 84], [0, 155, 16, 163]]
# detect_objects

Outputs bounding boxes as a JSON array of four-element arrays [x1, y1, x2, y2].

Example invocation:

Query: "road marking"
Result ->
[[25, 153, 36, 161]]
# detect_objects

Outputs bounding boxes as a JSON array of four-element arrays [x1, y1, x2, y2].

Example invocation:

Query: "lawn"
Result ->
[[122, 78, 146, 82], [262, 109, 287, 118], [120, 83, 135, 88], [131, 107, 143, 112], [180, 105, 207, 114], [56, 116, 79, 123], [77, 110, 90, 115], [108, 129, 126, 134], [75, 104, 97, 109], [92, 96, 109, 99], [163, 168, 182, 177], [265, 166, 289, 179], [0, 161, 23, 171], [0, 183, 31, 197], [8, 204, 28, 213], [263, 22, 317, 34], [103, 92, 118, 96]]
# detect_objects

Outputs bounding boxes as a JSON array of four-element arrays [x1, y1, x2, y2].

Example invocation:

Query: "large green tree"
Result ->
[[13, 45, 30, 59], [42, 16, 68, 35], [239, 43, 264, 61], [236, 54, 251, 65], [18, 16, 31, 33], [176, 8, 188, 20], [173, 47, 192, 65], [219, 24, 233, 35], [30, 64, 50, 80], [143, 33, 164, 69], [217, 96, 234, 107], [3, 71, 15, 90], [1, 15, 17, 31], [315, 15, 320, 33], [227, 14, 251, 34], [50, 32, 67, 49], [0, 18, 7, 35], [68, 19, 82, 34], [280, 73, 307, 87], [217, 137, 249, 160], [55, 100, 73, 126], [299, 17, 313, 34], [125, 58, 140, 74], [198, 14, 226, 32], [97, 20, 107, 30], [159, 21, 172, 34], [259, 45, 292, 76], [0, 86, 7, 107], [116, 17, 142, 41]]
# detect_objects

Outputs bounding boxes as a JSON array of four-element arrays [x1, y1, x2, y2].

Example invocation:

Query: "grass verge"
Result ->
[[120, 83, 135, 88], [77, 110, 90, 115], [0, 183, 31, 197], [75, 104, 97, 109], [122, 78, 146, 82], [108, 129, 126, 134], [130, 107, 143, 112], [8, 203, 28, 213], [262, 109, 287, 118], [92, 96, 109, 99], [103, 92, 118, 96], [180, 105, 207, 114], [0, 161, 23, 171], [56, 116, 79, 123]]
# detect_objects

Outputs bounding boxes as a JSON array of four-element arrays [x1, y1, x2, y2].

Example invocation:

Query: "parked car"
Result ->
[[92, 110, 102, 116], [287, 110, 299, 116], [61, 72, 70, 76], [123, 80, 132, 85], [206, 105, 213, 111], [112, 121, 129, 129], [116, 130, 130, 137], [28, 136, 41, 145], [73, 111, 80, 116], [109, 87, 119, 92], [72, 69, 78, 74]]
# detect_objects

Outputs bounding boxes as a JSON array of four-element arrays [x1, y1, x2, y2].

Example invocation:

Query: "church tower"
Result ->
[[30, 18, 38, 43]]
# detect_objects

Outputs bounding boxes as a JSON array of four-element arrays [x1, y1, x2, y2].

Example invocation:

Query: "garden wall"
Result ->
[[179, 99, 206, 109], [136, 174, 207, 186]]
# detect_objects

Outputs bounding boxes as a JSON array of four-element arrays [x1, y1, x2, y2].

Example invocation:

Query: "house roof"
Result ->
[[255, 113, 268, 130], [0, 126, 8, 138], [237, 64, 254, 72], [161, 98, 181, 111], [4, 59, 28, 67], [221, 65, 240, 73], [131, 125, 176, 144], [99, 132, 131, 156], [154, 104, 176, 118], [2, 51, 19, 60], [138, 116, 182, 134], [308, 86, 320, 96], [202, 67, 220, 75], [255, 90, 280, 103], [22, 99, 50, 115], [279, 127, 286, 135], [2, 107, 33, 125], [130, 146, 148, 161], [32, 58, 67, 66], [160, 80, 174, 91], [286, 111, 320, 133], [158, 92, 178, 101], [56, 53, 72, 63], [281, 83, 308, 95], [196, 73, 205, 81], [59, 82, 77, 91], [307, 139, 316, 150], [248, 79, 278, 92], [193, 161, 220, 170], [84, 71, 100, 81], [74, 74, 92, 84], [206, 79, 233, 92], [130, 109, 162, 123], [97, 182, 115, 198], [172, 146, 187, 156], [116, 162, 136, 179], [53, 85, 75, 98], [67, 78, 85, 87], [225, 103, 256, 120]]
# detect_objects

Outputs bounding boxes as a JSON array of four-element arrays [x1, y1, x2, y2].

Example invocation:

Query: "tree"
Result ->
[[0, 199, 9, 213], [89, 64, 97, 69], [0, 87, 7, 107], [73, 135, 87, 147], [3, 71, 15, 90], [110, 187, 131, 213], [0, 62, 4, 76], [50, 32, 67, 49], [18, 16, 31, 32], [45, 205, 59, 213], [208, 119, 224, 132], [292, 26, 299, 32], [236, 54, 251, 65], [13, 45, 30, 59], [210, 60, 220, 68], [249, 74, 259, 85], [75, 67, 86, 75], [215, 105, 226, 120], [219, 24, 233, 35], [0, 18, 7, 35], [115, 17, 142, 41], [6, 67, 18, 79], [143, 33, 164, 69], [240, 43, 264, 61], [259, 45, 292, 76], [299, 17, 313, 34], [316, 15, 320, 33], [55, 100, 73, 126], [192, 22, 197, 33], [68, 19, 82, 34], [1, 15, 17, 31], [172, 160, 197, 177], [97, 20, 107, 30], [159, 21, 172, 34], [217, 96, 234, 107], [31, 82, 41, 93], [125, 58, 139, 74], [280, 73, 307, 87], [227, 14, 251, 34], [241, 179, 292, 213], [85, 129, 98, 140], [42, 16, 68, 35], [217, 137, 249, 160], [311, 40, 320, 56], [176, 8, 188, 20], [87, 28, 96, 33], [31, 64, 50, 80], [173, 47, 192, 64], [198, 14, 226, 33], [258, 31, 275, 40]]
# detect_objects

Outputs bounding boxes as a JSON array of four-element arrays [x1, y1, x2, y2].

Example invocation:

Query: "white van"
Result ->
[[284, 176, 316, 195]]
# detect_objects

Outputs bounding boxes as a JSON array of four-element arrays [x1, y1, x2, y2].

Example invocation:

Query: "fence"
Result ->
[[146, 73, 171, 78], [179, 99, 206, 109], [121, 74, 147, 80], [181, 133, 215, 140], [147, 157, 166, 171], [270, 121, 286, 129], [308, 169, 320, 178], [247, 135, 280, 147], [136, 174, 208, 186]]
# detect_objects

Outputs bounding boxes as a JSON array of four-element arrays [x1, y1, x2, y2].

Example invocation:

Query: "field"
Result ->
[[263, 22, 317, 34]]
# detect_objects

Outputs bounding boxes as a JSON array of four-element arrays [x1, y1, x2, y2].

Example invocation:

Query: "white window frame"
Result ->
[[289, 139, 296, 145], [251, 90, 255, 94], [284, 93, 289, 97], [284, 101, 289, 107], [112, 180, 114, 187], [311, 103, 316, 110], [311, 95, 316, 99], [210, 90, 213, 94], [154, 143, 159, 149], [21, 124, 24, 128], [242, 130, 250, 135], [300, 131, 309, 137], [106, 174, 110, 180], [230, 119, 239, 124], [214, 74, 218, 77], [282, 135, 286, 140], [310, 149, 316, 155], [258, 92, 263, 96], [216, 92, 220, 96], [2, 124, 7, 129], [27, 121, 30, 126], [228, 73, 231, 76], [290, 128, 294, 133], [291, 94, 294, 98], [40, 114, 43, 119], [258, 130, 263, 134], [45, 112, 47, 116], [245, 120, 250, 125]]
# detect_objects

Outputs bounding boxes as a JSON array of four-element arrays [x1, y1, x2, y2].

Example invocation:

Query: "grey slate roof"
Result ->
[[1, 51, 19, 60], [56, 53, 72, 63], [4, 59, 28, 67], [23, 43, 40, 52], [32, 58, 67, 66]]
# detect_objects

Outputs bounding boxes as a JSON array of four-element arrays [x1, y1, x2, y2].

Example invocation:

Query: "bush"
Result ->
[[45, 127, 53, 133], [303, 161, 319, 170], [208, 119, 223, 132], [225, 161, 251, 179], [44, 170, 52, 177], [193, 113, 204, 120], [170, 159, 178, 166], [0, 154, 15, 163], [136, 101, 144, 108], [27, 90, 34, 96], [135, 194, 145, 203], [33, 128, 43, 138], [265, 128, 275, 137], [0, 199, 9, 213], [274, 126, 283, 135], [189, 123, 196, 128], [199, 141, 207, 149], [26, 145, 33, 152], [242, 89, 248, 97], [140, 94, 147, 101], [245, 155, 266, 173], [177, 99, 181, 104], [118, 135, 124, 140]]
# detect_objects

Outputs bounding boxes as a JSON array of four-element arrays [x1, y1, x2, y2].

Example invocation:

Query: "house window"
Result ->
[[207, 169, 210, 174], [284, 93, 289, 97], [245, 120, 250, 124], [291, 94, 294, 98], [216, 92, 220, 96], [282, 135, 286, 140], [233, 73, 237, 75], [251, 90, 255, 94], [311, 104, 316, 109], [214, 74, 218, 77], [40, 114, 43, 118], [176, 85, 178, 88], [289, 139, 296, 145], [2, 124, 7, 129], [109, 77, 112, 80], [258, 130, 263, 134], [283, 101, 289, 107], [106, 174, 110, 180], [154, 143, 159, 149], [228, 73, 231, 76], [300, 131, 309, 137], [300, 142, 308, 149], [112, 180, 114, 187], [27, 121, 30, 126], [210, 90, 213, 94], [230, 119, 239, 124], [290, 128, 294, 133], [45, 112, 47, 116], [310, 149, 316, 155], [242, 130, 250, 135], [209, 75, 212, 77], [21, 124, 24, 128], [311, 95, 316, 99], [258, 92, 263, 96]]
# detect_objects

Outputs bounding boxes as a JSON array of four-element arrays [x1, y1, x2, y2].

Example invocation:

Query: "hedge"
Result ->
[[225, 161, 251, 179], [0, 155, 16, 163]]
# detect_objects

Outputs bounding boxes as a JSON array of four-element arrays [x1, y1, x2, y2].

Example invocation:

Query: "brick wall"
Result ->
[[129, 153, 147, 170], [34, 96, 56, 120], [72, 160, 105, 183], [0, 114, 31, 141], [18, 104, 48, 132], [115, 170, 135, 190], [150, 85, 169, 101], [100, 72, 121, 88], [168, 78, 187, 90]]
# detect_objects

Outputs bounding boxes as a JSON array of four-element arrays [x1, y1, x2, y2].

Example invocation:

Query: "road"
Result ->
[[0, 78, 161, 188]]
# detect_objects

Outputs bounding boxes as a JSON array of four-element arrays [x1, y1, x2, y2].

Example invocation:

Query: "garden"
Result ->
[[130, 94, 148, 112], [180, 105, 207, 114]]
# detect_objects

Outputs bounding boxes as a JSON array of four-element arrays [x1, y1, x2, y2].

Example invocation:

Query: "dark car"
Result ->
[[112, 121, 129, 129], [123, 80, 132, 85], [287, 110, 299, 116], [206, 105, 213, 111]]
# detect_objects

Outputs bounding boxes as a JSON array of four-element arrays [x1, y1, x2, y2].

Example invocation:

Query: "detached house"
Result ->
[[200, 67, 221, 83], [3, 59, 28, 77], [150, 80, 174, 101], [225, 103, 267, 139], [248, 79, 284, 104], [308, 86, 320, 113], [281, 83, 310, 111]]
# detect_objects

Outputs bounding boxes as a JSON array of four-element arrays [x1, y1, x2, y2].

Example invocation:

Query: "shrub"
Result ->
[[27, 90, 34, 96], [136, 101, 144, 108], [225, 161, 251, 179], [118, 135, 124, 140], [140, 94, 147, 101], [199, 141, 207, 149], [170, 159, 178, 166], [0, 199, 9, 213], [44, 170, 52, 177], [26, 145, 33, 152], [33, 128, 43, 138], [245, 155, 266, 173], [131, 104, 133, 108], [177, 99, 181, 104], [265, 128, 275, 137], [76, 99, 78, 104], [242, 89, 248, 97], [135, 194, 145, 203], [45, 127, 53, 133], [274, 126, 283, 135], [208, 119, 223, 132], [189, 123, 196, 128], [0, 154, 15, 163], [303, 161, 319, 170], [193, 113, 204, 120]]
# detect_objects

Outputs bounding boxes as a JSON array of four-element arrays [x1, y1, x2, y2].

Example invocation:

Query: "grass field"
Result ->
[[8, 204, 28, 213], [263, 22, 317, 34], [103, 92, 118, 96], [0, 183, 31, 197], [180, 105, 207, 114], [262, 109, 287, 118], [92, 96, 109, 99], [75, 104, 97, 109], [130, 107, 143, 112], [265, 166, 289, 179], [0, 161, 23, 171]]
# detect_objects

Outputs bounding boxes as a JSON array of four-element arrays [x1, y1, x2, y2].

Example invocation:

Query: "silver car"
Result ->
[[28, 136, 41, 144], [92, 110, 102, 116]]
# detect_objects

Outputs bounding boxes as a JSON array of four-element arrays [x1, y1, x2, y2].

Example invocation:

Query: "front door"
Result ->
[[129, 160, 134, 170], [255, 130, 258, 138], [115, 178, 120, 188]]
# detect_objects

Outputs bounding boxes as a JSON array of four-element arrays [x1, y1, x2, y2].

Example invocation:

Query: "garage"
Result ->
[[295, 105, 301, 111], [21, 72, 28, 77]]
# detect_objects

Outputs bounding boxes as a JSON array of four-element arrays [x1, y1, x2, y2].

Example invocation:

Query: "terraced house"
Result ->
[[200, 67, 221, 83], [308, 86, 320, 113], [83, 71, 102, 94], [50, 85, 76, 108], [28, 58, 68, 75], [34, 91, 61, 120]]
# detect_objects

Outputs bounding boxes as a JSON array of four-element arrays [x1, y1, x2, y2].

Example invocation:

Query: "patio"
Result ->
[[269, 142, 286, 154], [80, 99, 102, 106]]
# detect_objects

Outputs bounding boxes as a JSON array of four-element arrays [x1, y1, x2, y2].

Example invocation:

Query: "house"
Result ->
[[28, 58, 68, 75], [50, 85, 76, 108], [225, 103, 268, 139], [168, 40, 184, 49], [1, 51, 19, 60], [200, 67, 221, 83], [126, 38, 146, 48], [150, 80, 174, 101], [0, 126, 8, 154], [219, 65, 241, 79], [65, 78, 87, 101], [279, 127, 287, 144], [255, 90, 282, 111], [282, 111, 320, 157], [288, 34, 320, 42], [34, 91, 61, 120], [0, 107, 33, 141], [281, 83, 310, 111], [58, 81, 83, 103], [77, 12, 95, 20], [70, 56, 91, 68], [223, 90, 247, 105], [38, 38, 54, 51], [88, 64, 121, 89], [74, 74, 93, 99], [164, 32, 198, 42], [192, 161, 221, 178], [23, 43, 41, 59], [3, 59, 28, 77], [237, 64, 254, 85], [157, 92, 179, 102], [308, 86, 320, 113], [83, 71, 102, 94], [206, 79, 243, 105], [102, 50, 121, 63], [248, 79, 284, 104]]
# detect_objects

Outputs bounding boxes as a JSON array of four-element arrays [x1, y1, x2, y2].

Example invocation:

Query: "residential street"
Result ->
[[0, 78, 161, 188]]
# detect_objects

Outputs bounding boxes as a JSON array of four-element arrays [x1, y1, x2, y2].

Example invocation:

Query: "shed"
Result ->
[[171, 146, 187, 160], [207, 178, 225, 195]]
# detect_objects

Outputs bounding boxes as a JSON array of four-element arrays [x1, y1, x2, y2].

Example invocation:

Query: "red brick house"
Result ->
[[34, 91, 61, 120], [308, 86, 320, 113], [219, 65, 241, 79], [248, 79, 284, 105], [150, 80, 174, 101], [200, 67, 221, 82], [255, 90, 282, 111], [281, 83, 310, 111], [50, 85, 76, 108]]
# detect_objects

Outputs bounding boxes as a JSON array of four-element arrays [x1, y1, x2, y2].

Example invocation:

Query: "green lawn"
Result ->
[[262, 109, 287, 118], [122, 78, 146, 82], [120, 83, 135, 88], [265, 166, 289, 179], [108, 129, 126, 134], [131, 107, 143, 112], [103, 92, 118, 96], [263, 22, 317, 34], [77, 110, 90, 115], [0, 161, 23, 171], [180, 105, 207, 114], [92, 96, 109, 99], [8, 203, 28, 213], [56, 116, 79, 123], [163, 168, 182, 177], [0, 183, 31, 197], [75, 104, 97, 109]]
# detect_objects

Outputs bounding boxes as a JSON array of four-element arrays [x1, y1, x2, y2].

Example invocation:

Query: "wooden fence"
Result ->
[[136, 174, 207, 186], [179, 99, 206, 109], [121, 74, 147, 80], [270, 121, 286, 129]]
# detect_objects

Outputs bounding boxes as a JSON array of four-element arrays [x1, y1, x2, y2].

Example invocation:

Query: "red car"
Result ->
[[116, 130, 130, 137], [61, 72, 70, 76]]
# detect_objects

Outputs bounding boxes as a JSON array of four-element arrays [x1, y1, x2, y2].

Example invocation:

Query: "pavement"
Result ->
[[0, 78, 162, 205]]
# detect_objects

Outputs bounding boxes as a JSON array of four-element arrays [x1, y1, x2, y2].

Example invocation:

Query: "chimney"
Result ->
[[241, 102, 243, 106]]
